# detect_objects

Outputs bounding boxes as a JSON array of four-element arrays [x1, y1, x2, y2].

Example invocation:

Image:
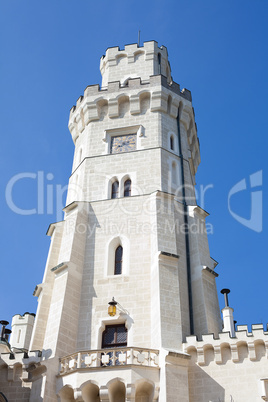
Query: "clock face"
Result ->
[[110, 134, 136, 154]]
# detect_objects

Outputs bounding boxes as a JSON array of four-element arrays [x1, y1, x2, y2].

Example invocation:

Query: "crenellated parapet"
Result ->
[[0, 350, 42, 382], [68, 74, 200, 174], [183, 323, 268, 366], [69, 76, 187, 139]]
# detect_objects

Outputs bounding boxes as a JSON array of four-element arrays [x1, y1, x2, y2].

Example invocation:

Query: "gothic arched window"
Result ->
[[124, 179, 131, 197], [111, 181, 119, 199], [114, 245, 123, 275]]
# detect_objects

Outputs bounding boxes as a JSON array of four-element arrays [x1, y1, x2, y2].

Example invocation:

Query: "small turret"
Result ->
[[100, 41, 172, 87], [9, 313, 35, 351]]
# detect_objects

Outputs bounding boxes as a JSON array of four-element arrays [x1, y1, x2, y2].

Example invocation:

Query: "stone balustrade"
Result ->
[[59, 347, 159, 375]]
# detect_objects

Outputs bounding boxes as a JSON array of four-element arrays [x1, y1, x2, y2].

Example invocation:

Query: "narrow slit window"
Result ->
[[158, 53, 161, 74], [170, 135, 174, 151], [124, 179, 131, 197], [111, 181, 119, 199], [172, 162, 177, 184], [79, 148, 83, 163], [114, 245, 123, 275]]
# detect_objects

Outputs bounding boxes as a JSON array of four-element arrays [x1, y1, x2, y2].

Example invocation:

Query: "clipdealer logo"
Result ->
[[228, 170, 263, 233], [4, 170, 263, 233]]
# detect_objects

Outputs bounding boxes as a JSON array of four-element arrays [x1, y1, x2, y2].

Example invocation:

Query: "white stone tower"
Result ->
[[1, 40, 267, 402], [28, 40, 222, 401], [2, 41, 223, 401]]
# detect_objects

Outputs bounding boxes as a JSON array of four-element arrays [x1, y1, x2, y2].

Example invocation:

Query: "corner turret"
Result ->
[[9, 313, 35, 351]]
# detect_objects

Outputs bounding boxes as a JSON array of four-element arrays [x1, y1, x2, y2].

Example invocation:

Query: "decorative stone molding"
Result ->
[[1, 350, 42, 384]]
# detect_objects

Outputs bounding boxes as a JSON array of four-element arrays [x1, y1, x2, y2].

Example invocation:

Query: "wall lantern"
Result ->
[[108, 297, 129, 316], [108, 297, 118, 316]]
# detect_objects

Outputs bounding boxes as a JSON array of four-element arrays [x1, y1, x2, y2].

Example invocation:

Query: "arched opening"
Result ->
[[58, 385, 75, 402], [81, 382, 100, 402], [108, 379, 126, 402], [124, 179, 131, 197], [114, 245, 123, 275], [135, 380, 154, 402], [111, 180, 119, 199]]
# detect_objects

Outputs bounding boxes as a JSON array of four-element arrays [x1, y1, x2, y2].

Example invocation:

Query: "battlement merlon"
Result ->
[[100, 41, 172, 87]]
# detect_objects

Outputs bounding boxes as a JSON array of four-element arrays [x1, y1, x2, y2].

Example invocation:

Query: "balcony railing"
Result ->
[[59, 347, 159, 375]]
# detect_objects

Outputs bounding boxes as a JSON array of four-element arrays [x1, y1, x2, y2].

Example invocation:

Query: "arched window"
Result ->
[[114, 245, 123, 275], [124, 179, 131, 197], [111, 181, 119, 199], [170, 135, 174, 151]]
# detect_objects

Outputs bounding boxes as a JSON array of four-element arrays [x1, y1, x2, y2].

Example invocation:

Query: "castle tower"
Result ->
[[1, 40, 267, 402], [24, 41, 222, 401]]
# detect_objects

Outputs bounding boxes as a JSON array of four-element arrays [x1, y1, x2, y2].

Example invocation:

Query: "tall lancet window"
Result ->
[[114, 245, 123, 275], [111, 181, 119, 199], [124, 179, 131, 197]]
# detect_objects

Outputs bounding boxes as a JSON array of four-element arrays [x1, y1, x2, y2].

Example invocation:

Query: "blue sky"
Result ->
[[0, 0, 267, 332]]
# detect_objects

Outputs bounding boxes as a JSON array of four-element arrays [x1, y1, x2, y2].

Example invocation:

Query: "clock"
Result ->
[[110, 134, 136, 154]]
